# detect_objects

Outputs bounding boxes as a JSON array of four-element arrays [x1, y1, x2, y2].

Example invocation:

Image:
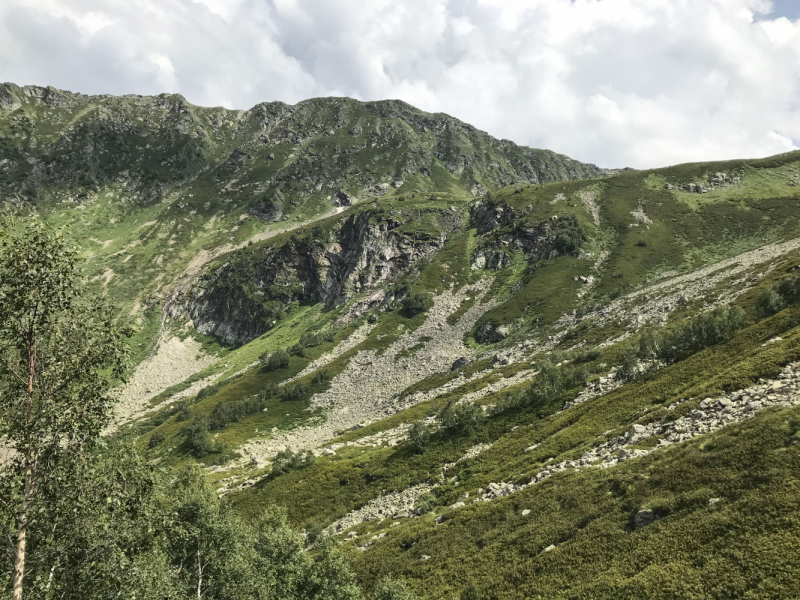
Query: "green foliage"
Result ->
[[148, 430, 167, 448], [182, 416, 224, 457], [262, 348, 291, 370], [300, 330, 336, 348], [756, 272, 800, 318], [209, 385, 278, 430], [438, 400, 486, 435], [402, 293, 433, 316], [176, 402, 192, 421], [552, 214, 586, 254], [372, 577, 420, 600], [407, 421, 432, 454], [507, 359, 587, 414], [413, 491, 437, 515], [271, 448, 316, 477], [0, 220, 128, 600], [282, 382, 308, 401], [616, 347, 641, 383], [0, 440, 362, 600], [639, 305, 747, 366]]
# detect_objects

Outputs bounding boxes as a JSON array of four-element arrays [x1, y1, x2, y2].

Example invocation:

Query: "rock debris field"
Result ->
[[480, 355, 800, 502], [238, 281, 496, 468]]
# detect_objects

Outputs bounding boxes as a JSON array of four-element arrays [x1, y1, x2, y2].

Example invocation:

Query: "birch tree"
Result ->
[[0, 222, 127, 600]]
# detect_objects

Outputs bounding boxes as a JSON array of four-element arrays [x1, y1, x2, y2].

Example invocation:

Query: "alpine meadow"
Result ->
[[2, 82, 800, 599]]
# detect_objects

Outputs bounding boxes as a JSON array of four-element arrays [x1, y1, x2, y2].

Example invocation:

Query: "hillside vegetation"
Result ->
[[2, 84, 800, 599]]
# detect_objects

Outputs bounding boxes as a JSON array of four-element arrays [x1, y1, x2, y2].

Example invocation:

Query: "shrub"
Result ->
[[437, 400, 485, 435], [263, 348, 290, 370], [403, 293, 433, 315], [393, 281, 412, 299], [271, 448, 315, 476], [373, 577, 420, 600], [408, 421, 431, 454], [313, 370, 330, 385], [176, 402, 192, 422], [196, 381, 224, 401], [282, 382, 307, 402], [305, 521, 326, 547], [562, 363, 590, 389], [658, 305, 745, 363], [209, 385, 277, 430], [288, 342, 306, 357], [573, 347, 602, 363], [756, 273, 800, 318], [413, 492, 437, 515], [616, 348, 641, 383], [622, 305, 747, 383], [521, 361, 565, 410], [553, 215, 586, 254], [300, 331, 335, 348], [148, 430, 166, 449], [182, 416, 223, 457], [756, 287, 786, 319]]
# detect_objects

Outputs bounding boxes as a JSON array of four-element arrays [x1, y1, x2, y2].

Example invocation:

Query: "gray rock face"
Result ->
[[333, 190, 352, 207], [451, 357, 469, 371], [249, 199, 284, 222], [187, 211, 444, 344], [634, 509, 657, 529]]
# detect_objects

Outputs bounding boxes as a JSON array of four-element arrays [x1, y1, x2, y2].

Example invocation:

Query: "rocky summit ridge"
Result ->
[[3, 83, 800, 599]]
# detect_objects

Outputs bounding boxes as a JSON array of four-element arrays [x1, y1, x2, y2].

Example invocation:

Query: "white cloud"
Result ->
[[0, 0, 799, 168]]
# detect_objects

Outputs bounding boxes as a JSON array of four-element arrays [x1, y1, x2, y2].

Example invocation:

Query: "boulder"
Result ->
[[626, 424, 648, 443], [450, 357, 469, 371], [634, 508, 656, 529], [333, 190, 352, 207]]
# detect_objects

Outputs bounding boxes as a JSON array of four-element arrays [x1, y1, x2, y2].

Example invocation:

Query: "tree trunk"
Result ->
[[196, 549, 203, 600], [12, 469, 32, 600], [13, 337, 36, 600]]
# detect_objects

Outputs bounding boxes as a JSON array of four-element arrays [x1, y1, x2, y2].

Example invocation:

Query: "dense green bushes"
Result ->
[[271, 448, 316, 477], [407, 421, 432, 454], [438, 400, 485, 435], [282, 382, 308, 401], [2, 453, 364, 600], [552, 214, 586, 254], [406, 400, 485, 454], [261, 348, 291, 370], [209, 384, 278, 430], [493, 359, 590, 416], [148, 430, 166, 448], [757, 272, 800, 318], [618, 305, 747, 382], [402, 293, 433, 315], [182, 416, 225, 457]]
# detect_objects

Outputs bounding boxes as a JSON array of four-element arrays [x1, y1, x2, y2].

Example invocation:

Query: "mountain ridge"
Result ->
[[3, 83, 800, 599]]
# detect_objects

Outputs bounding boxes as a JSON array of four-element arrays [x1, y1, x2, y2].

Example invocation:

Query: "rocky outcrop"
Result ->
[[187, 211, 445, 344], [664, 171, 742, 193], [470, 198, 583, 270]]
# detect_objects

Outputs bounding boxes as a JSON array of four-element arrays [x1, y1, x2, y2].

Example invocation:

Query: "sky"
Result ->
[[0, 0, 799, 169]]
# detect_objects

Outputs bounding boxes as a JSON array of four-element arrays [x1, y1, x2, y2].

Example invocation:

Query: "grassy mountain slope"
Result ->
[[4, 83, 800, 598]]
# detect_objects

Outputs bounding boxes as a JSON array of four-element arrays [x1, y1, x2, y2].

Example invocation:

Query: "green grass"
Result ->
[[228, 295, 800, 598]]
